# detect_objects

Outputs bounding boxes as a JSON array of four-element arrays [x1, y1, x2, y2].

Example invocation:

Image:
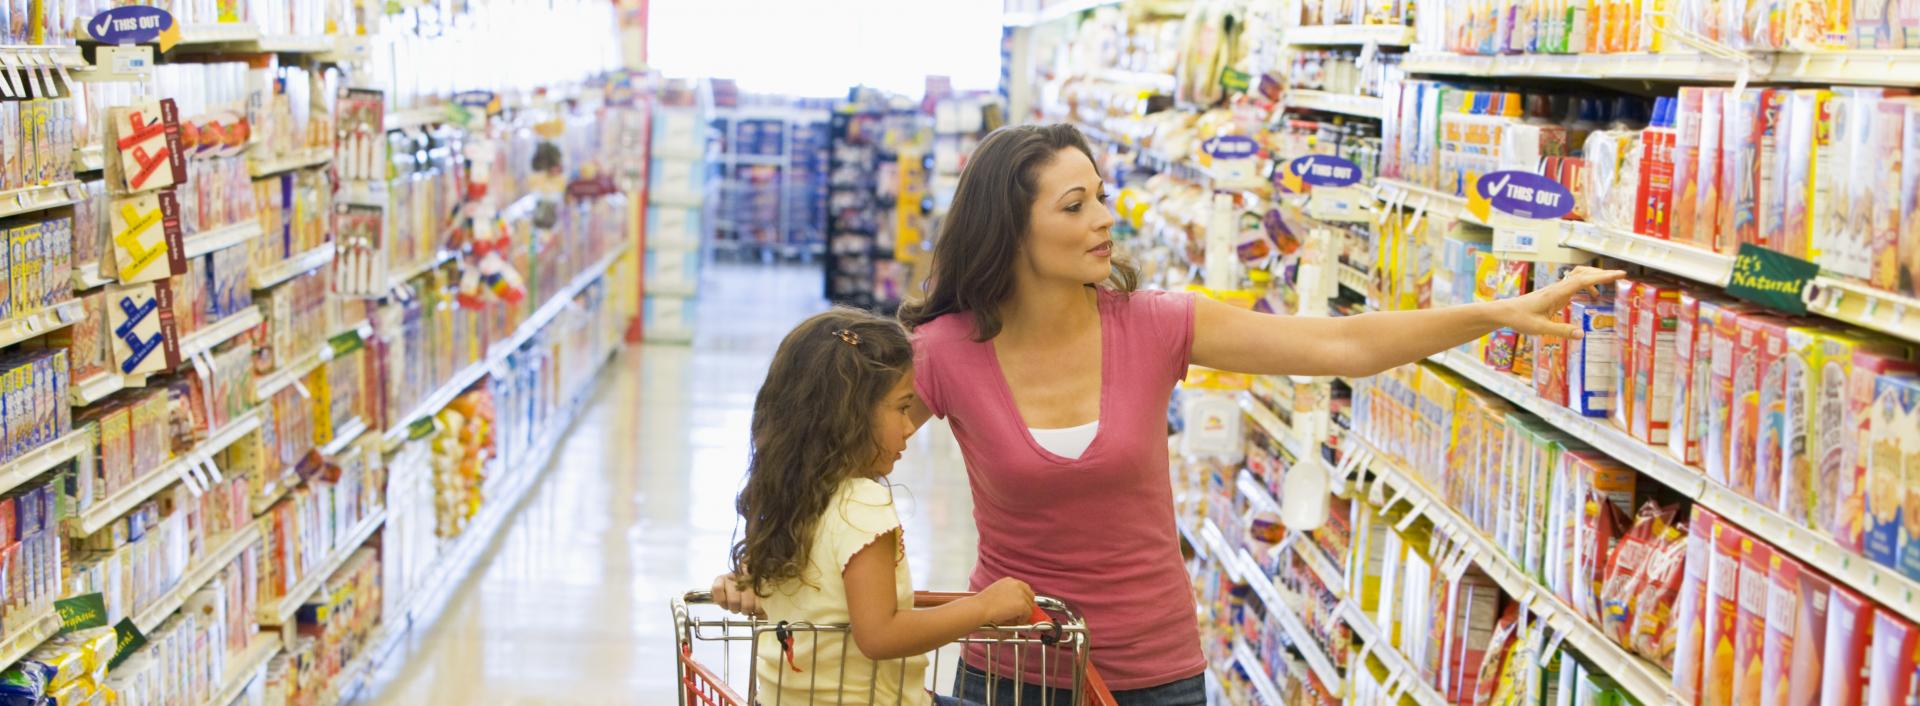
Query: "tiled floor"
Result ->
[[358, 263, 976, 705]]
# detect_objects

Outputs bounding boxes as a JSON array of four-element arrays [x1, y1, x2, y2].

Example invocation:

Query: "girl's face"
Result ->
[[1023, 148, 1116, 286], [867, 369, 918, 476]]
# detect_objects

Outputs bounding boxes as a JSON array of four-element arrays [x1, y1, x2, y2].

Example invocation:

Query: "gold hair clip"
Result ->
[[832, 329, 861, 347]]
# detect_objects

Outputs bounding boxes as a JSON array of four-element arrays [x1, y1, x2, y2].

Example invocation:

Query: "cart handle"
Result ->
[[682, 590, 1054, 629]]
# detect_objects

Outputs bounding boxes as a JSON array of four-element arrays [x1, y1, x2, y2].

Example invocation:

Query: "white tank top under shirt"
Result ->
[[1029, 420, 1099, 459]]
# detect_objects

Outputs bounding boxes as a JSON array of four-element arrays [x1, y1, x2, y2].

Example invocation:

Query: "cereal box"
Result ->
[[1632, 281, 1681, 446], [1753, 320, 1803, 508], [1786, 555, 1831, 706], [1700, 521, 1746, 706], [1731, 534, 1774, 706], [1836, 352, 1920, 551], [1866, 374, 1920, 571], [1569, 300, 1618, 418], [1861, 0, 1898, 47], [1697, 88, 1728, 250], [1901, 102, 1920, 297], [1869, 100, 1911, 293], [1781, 90, 1826, 257], [1729, 314, 1787, 498], [1806, 335, 1912, 533], [1865, 611, 1920, 706], [1672, 507, 1720, 704], [1614, 278, 1641, 432], [1671, 293, 1714, 465], [1674, 88, 1707, 246], [1882, 376, 1920, 580]]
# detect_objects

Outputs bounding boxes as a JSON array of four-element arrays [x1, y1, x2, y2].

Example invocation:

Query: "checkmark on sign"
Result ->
[[93, 19, 109, 36], [1487, 174, 1512, 198]]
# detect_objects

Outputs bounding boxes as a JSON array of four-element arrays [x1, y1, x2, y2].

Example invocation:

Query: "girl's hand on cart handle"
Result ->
[[977, 577, 1036, 626], [711, 573, 764, 618]]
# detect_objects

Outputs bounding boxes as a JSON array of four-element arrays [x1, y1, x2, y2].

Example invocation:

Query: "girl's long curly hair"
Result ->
[[731, 307, 914, 595]]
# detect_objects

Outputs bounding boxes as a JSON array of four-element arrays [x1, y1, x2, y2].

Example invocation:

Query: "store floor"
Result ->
[[359, 263, 978, 705]]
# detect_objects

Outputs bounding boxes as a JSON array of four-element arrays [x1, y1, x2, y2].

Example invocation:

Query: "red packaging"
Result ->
[[1673, 508, 1721, 704], [1867, 611, 1920, 706], [1633, 282, 1683, 445], [1834, 350, 1920, 551], [1820, 586, 1876, 706], [1760, 554, 1833, 706], [1616, 278, 1643, 434], [1732, 534, 1774, 706], [1702, 521, 1747, 706], [1731, 314, 1790, 499], [1705, 302, 1757, 486], [1670, 292, 1711, 465]]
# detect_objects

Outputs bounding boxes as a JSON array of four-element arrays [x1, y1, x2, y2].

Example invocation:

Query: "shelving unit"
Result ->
[[247, 148, 331, 178], [0, 429, 92, 500], [201, 634, 283, 706], [73, 410, 264, 535], [1353, 437, 1681, 706], [259, 507, 388, 632], [183, 220, 265, 259], [178, 307, 265, 360], [250, 242, 337, 289], [320, 418, 369, 457], [1234, 637, 1286, 705], [0, 181, 84, 219], [1400, 52, 1750, 81], [1341, 603, 1448, 706], [1286, 24, 1416, 47], [385, 106, 451, 131], [132, 525, 265, 634], [1558, 222, 1734, 286], [1286, 90, 1384, 119], [0, 300, 84, 353], [1002, 0, 1124, 27], [68, 372, 126, 406], [1806, 277, 1920, 344], [0, 608, 59, 672]]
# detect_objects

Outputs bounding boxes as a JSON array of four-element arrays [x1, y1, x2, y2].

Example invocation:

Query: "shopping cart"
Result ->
[[673, 590, 1118, 706]]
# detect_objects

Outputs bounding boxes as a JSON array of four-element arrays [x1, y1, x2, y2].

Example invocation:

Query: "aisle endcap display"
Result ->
[[250, 242, 337, 290], [177, 306, 264, 360], [0, 428, 90, 498], [259, 506, 389, 630], [182, 220, 266, 259], [1352, 436, 1682, 706], [1287, 25, 1417, 47], [131, 524, 265, 634], [1425, 346, 1920, 626], [1232, 637, 1287, 705], [380, 243, 630, 448], [72, 408, 264, 535], [1287, 90, 1384, 120]]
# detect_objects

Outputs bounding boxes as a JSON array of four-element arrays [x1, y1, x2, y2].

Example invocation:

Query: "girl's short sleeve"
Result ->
[[1133, 289, 1196, 385], [827, 479, 904, 572]]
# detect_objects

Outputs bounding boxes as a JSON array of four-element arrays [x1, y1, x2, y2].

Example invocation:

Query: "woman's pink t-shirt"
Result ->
[[911, 287, 1203, 691]]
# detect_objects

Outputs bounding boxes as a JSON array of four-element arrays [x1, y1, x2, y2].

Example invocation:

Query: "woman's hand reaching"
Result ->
[[1494, 266, 1627, 340], [711, 573, 763, 618]]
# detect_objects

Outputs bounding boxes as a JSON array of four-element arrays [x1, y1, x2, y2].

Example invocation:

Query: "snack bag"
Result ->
[[1627, 517, 1691, 666], [1600, 501, 1680, 645]]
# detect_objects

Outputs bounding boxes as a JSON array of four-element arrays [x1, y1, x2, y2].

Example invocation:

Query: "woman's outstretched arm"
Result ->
[[1191, 266, 1625, 379]]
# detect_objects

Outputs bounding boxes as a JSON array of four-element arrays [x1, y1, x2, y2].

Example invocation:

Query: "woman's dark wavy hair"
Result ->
[[730, 307, 913, 595], [897, 123, 1138, 340]]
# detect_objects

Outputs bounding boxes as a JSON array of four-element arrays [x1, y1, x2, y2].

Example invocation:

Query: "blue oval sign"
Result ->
[[454, 90, 496, 109], [1291, 155, 1363, 187], [1477, 170, 1574, 220], [87, 6, 173, 44], [1202, 135, 1258, 160]]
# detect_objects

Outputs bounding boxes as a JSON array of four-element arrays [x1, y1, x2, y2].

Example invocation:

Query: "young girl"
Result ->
[[727, 308, 1035, 706]]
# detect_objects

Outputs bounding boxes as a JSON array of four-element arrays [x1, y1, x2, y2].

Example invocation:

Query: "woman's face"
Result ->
[[1023, 148, 1116, 286]]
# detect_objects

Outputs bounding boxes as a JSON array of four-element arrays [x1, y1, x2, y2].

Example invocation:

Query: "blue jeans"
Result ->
[[953, 664, 1206, 706], [933, 697, 981, 706]]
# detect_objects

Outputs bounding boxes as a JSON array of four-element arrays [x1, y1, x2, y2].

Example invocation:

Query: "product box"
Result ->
[[1672, 507, 1720, 704], [1731, 534, 1773, 706], [1780, 90, 1823, 257], [1700, 521, 1745, 706], [1877, 100, 1916, 292], [1632, 281, 1681, 446], [1671, 292, 1712, 465], [643, 206, 702, 252], [1673, 88, 1706, 246], [1836, 352, 1920, 551], [1696, 88, 1728, 250], [1755, 321, 1815, 513], [1614, 278, 1640, 432], [1782, 328, 1828, 527], [1885, 376, 1920, 578], [1861, 0, 1898, 47], [1728, 314, 1787, 500], [1568, 301, 1618, 418], [1866, 374, 1920, 570], [1777, 554, 1832, 706], [1865, 611, 1920, 706], [1903, 103, 1920, 297]]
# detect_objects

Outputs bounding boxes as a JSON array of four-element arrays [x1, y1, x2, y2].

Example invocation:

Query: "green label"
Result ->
[[1220, 68, 1251, 94], [1726, 243, 1818, 315], [407, 416, 436, 441], [107, 619, 147, 671], [328, 329, 364, 358], [55, 593, 108, 633]]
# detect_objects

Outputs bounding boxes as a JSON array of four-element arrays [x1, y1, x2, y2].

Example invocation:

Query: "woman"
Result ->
[[717, 123, 1621, 705]]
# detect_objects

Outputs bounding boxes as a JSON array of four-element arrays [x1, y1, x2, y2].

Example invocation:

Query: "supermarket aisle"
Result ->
[[359, 263, 976, 705]]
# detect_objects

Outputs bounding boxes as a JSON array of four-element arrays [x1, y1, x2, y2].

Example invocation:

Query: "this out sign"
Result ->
[[1476, 170, 1573, 220], [87, 6, 176, 46], [1291, 155, 1362, 187], [1202, 135, 1258, 160]]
